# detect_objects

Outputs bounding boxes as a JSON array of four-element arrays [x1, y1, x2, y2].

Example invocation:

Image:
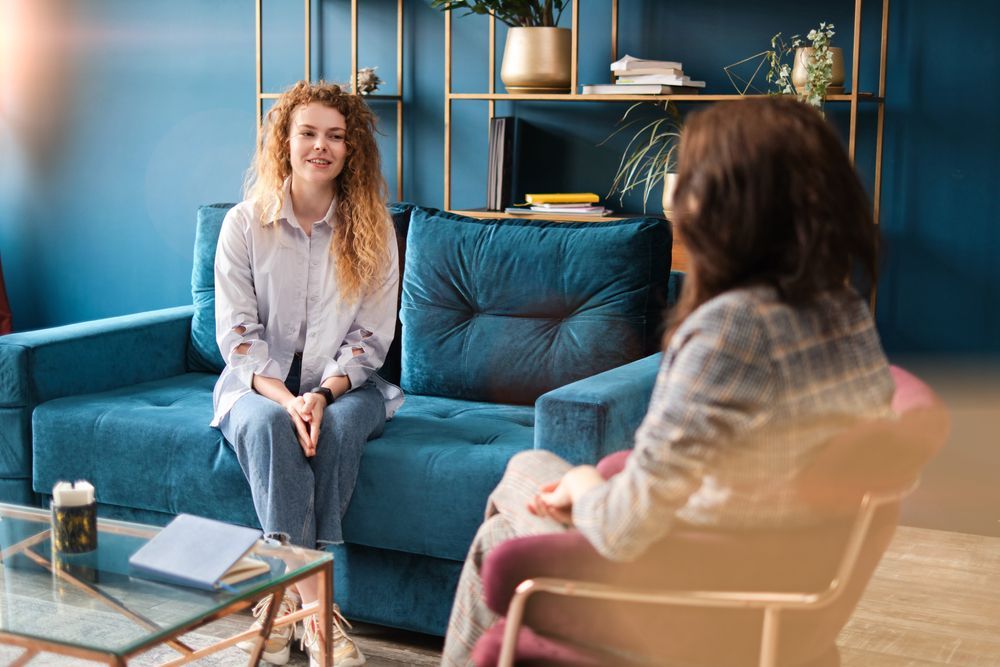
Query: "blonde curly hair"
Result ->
[[244, 80, 392, 301]]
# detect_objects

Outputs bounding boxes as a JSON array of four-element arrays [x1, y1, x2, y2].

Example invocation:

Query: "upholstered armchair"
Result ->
[[474, 366, 949, 667]]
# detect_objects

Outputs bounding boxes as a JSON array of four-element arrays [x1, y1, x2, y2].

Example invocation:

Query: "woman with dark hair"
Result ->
[[442, 96, 893, 665]]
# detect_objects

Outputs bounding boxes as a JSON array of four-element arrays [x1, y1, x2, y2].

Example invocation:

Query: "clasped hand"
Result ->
[[283, 393, 325, 457], [527, 465, 604, 527]]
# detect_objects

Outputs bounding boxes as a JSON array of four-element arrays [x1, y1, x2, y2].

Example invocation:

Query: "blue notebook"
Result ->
[[128, 514, 269, 591]]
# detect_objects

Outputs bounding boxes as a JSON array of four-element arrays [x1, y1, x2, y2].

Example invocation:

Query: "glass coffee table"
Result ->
[[0, 502, 334, 665]]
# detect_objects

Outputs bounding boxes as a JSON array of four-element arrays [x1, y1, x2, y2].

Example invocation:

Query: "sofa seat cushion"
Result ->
[[33, 379, 534, 563], [344, 394, 535, 561], [400, 207, 672, 405], [32, 373, 259, 527]]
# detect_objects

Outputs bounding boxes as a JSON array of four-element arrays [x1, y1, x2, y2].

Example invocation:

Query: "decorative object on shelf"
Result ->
[[791, 23, 845, 106], [584, 54, 704, 96], [431, 1, 572, 93], [727, 22, 844, 109], [352, 66, 382, 95], [723, 50, 771, 95], [604, 101, 683, 215]]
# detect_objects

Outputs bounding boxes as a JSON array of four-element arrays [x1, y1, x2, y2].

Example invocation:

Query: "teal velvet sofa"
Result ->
[[0, 204, 676, 635]]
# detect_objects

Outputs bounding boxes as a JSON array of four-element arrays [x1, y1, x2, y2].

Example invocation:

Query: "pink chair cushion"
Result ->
[[472, 620, 612, 667]]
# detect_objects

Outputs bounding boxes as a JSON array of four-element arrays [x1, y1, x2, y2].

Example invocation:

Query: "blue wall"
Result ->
[[1, 0, 997, 357]]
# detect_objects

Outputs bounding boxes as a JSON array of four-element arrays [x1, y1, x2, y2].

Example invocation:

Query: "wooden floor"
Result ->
[[2, 525, 995, 665], [839, 526, 1000, 666]]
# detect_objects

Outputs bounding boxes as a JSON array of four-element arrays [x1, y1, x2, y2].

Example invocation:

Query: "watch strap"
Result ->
[[308, 386, 335, 407]]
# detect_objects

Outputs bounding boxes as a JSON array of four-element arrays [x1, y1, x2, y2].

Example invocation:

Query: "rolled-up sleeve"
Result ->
[[214, 210, 281, 385], [572, 299, 775, 562], [322, 231, 400, 390]]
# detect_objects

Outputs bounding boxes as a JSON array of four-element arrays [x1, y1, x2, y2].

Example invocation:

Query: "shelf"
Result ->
[[452, 208, 689, 271], [450, 208, 662, 223], [259, 93, 403, 101], [448, 92, 881, 103]]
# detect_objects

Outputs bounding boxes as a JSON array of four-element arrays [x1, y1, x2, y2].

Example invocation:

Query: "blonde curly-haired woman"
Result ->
[[213, 80, 401, 667]]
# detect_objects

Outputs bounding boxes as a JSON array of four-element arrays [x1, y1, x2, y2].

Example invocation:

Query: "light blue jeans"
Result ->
[[220, 366, 385, 548]]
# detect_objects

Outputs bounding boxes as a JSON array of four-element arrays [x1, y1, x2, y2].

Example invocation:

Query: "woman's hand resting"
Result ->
[[282, 396, 317, 457], [527, 465, 605, 527]]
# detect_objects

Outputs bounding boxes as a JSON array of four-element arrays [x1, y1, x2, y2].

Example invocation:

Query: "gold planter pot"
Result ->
[[662, 171, 679, 219], [500, 27, 572, 94], [791, 47, 846, 95]]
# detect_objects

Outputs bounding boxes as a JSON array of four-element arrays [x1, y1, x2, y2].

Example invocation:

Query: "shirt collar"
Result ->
[[278, 177, 337, 230]]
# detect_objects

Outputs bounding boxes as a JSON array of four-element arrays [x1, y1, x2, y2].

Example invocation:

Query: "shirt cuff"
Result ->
[[571, 483, 614, 558], [325, 354, 373, 392], [230, 341, 281, 387]]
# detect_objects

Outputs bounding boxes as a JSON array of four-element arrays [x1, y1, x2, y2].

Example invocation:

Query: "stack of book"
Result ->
[[506, 193, 612, 217], [582, 54, 706, 95], [487, 116, 516, 211]]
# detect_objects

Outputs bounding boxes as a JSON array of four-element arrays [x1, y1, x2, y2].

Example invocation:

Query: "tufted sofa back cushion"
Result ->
[[188, 203, 236, 373], [400, 207, 672, 405], [186, 202, 415, 377]]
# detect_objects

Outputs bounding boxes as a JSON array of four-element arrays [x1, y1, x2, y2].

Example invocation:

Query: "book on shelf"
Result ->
[[486, 116, 517, 211], [615, 74, 706, 87], [128, 514, 270, 591], [614, 66, 683, 77], [581, 84, 701, 95], [531, 202, 602, 209], [525, 193, 600, 204], [611, 54, 683, 72], [532, 206, 611, 215], [505, 206, 612, 217]]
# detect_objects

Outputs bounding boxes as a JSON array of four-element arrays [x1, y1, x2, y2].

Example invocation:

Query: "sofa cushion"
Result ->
[[344, 394, 535, 561], [188, 204, 235, 373], [400, 207, 672, 404], [32, 373, 259, 527], [32, 379, 533, 562], [186, 202, 416, 376]]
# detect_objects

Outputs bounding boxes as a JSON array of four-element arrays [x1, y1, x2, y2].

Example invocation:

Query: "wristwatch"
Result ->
[[308, 386, 335, 407]]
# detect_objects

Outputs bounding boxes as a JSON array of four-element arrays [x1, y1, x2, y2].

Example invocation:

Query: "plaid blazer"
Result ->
[[574, 285, 893, 562]]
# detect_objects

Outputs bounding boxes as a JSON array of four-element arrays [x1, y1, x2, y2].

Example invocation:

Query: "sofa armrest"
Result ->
[[534, 353, 661, 465], [0, 306, 194, 407]]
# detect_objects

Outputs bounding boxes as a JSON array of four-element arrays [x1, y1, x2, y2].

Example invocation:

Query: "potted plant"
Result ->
[[790, 23, 845, 105], [431, 1, 572, 93], [604, 101, 683, 216], [769, 23, 844, 108], [726, 22, 845, 110]]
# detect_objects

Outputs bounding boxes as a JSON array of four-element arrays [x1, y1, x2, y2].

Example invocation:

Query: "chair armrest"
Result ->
[[533, 353, 661, 465], [0, 306, 194, 407]]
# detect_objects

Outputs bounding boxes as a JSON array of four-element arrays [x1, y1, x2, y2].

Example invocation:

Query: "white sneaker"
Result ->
[[236, 592, 302, 665], [300, 604, 366, 667]]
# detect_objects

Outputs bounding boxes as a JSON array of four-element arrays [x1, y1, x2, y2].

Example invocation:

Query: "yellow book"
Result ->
[[525, 193, 600, 204]]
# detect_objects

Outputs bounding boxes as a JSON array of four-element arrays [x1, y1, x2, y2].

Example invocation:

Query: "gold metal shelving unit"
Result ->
[[443, 0, 890, 236], [256, 0, 405, 200]]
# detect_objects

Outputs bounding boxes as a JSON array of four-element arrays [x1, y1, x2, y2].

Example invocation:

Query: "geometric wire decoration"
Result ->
[[723, 50, 771, 95]]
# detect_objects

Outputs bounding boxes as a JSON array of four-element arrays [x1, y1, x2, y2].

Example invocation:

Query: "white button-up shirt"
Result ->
[[211, 186, 402, 427]]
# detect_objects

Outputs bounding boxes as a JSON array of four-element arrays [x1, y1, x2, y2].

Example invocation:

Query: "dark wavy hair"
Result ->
[[666, 96, 877, 342]]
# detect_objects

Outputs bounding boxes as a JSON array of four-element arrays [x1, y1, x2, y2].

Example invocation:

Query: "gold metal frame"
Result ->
[[497, 485, 914, 667], [256, 0, 405, 200], [0, 504, 335, 666], [443, 0, 888, 300]]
